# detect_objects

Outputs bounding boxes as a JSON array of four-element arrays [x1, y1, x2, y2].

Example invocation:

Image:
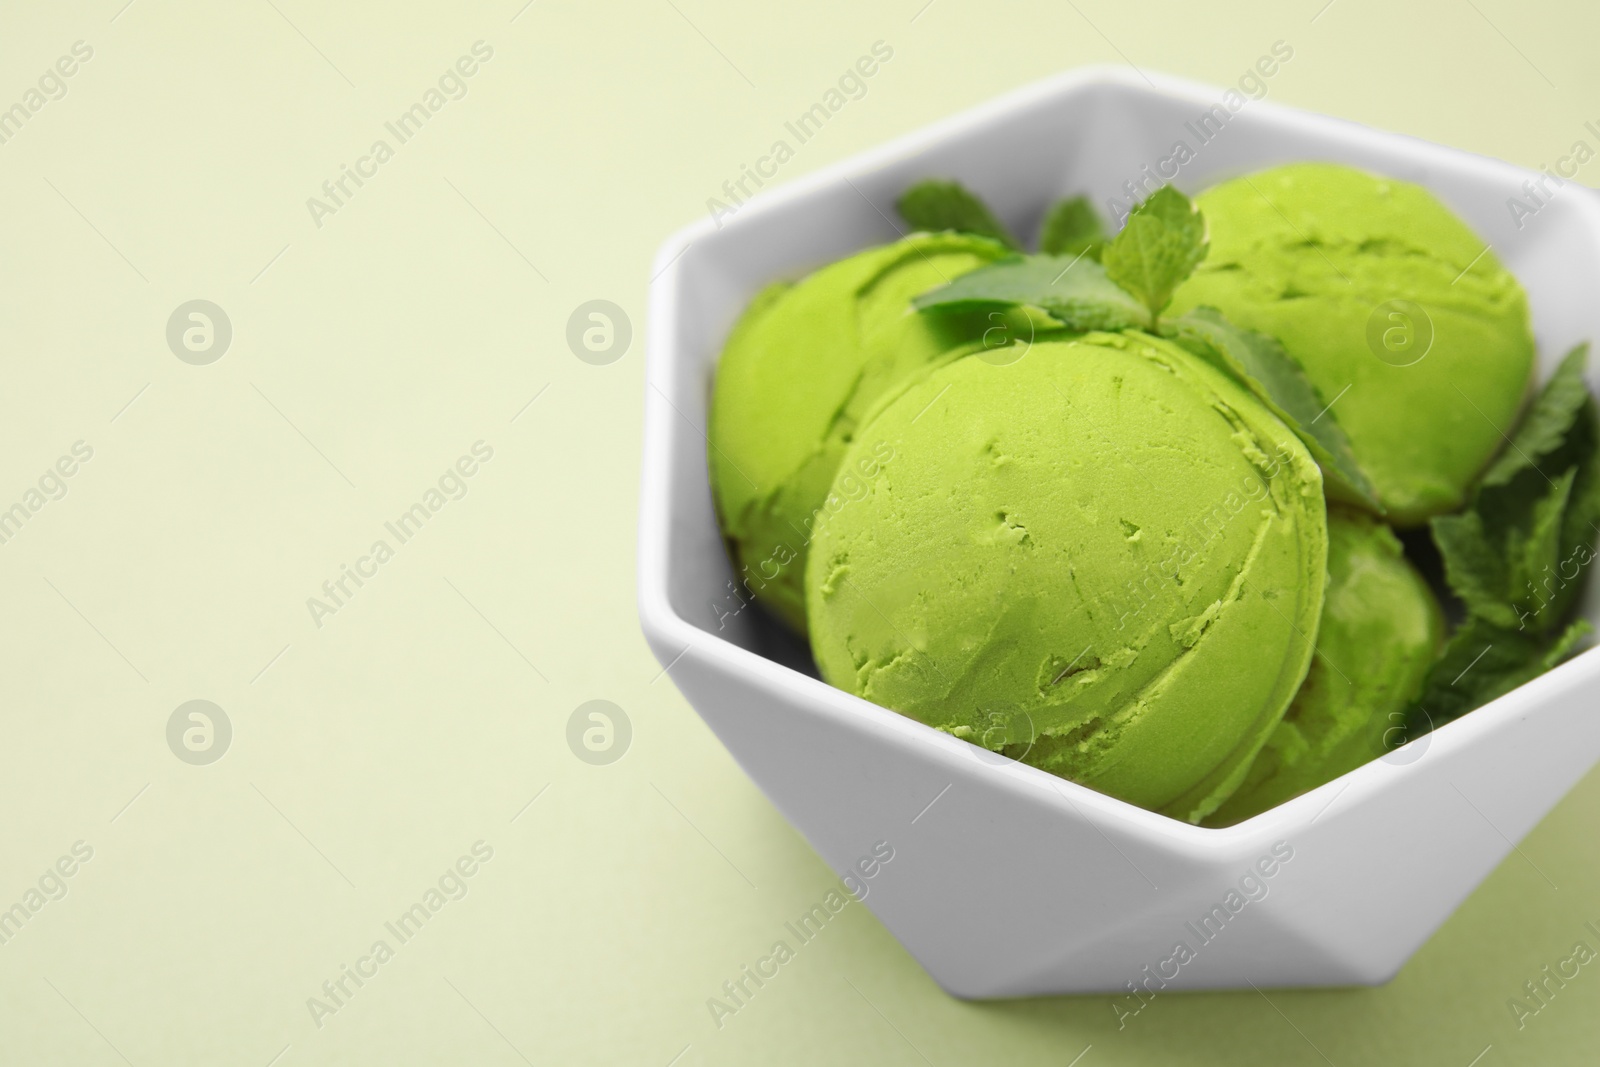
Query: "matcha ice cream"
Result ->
[[707, 232, 1017, 632], [1169, 162, 1536, 523], [805, 332, 1328, 822], [1207, 510, 1444, 826]]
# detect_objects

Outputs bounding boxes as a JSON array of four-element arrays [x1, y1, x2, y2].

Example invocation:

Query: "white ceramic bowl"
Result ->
[[638, 66, 1600, 996]]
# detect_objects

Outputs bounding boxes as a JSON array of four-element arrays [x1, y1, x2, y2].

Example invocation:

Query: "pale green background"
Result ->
[[1, 0, 1597, 1064]]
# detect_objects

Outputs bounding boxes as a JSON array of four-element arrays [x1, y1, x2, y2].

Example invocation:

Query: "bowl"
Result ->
[[637, 65, 1600, 997]]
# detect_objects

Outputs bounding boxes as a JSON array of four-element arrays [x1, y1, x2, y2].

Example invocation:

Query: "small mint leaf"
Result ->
[[913, 254, 1150, 332], [1559, 402, 1600, 582], [1482, 344, 1591, 489], [896, 179, 1019, 250], [1435, 346, 1600, 634], [1430, 510, 1517, 629], [1038, 196, 1105, 258], [1102, 186, 1207, 321], [1412, 348, 1600, 739], [1514, 467, 1576, 610], [1403, 616, 1591, 735]]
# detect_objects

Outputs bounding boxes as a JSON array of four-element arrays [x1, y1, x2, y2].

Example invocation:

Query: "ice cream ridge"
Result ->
[[805, 332, 1328, 823], [707, 232, 1024, 633]]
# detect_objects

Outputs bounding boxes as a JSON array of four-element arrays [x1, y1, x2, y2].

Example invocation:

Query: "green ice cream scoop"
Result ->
[[1169, 162, 1536, 524], [707, 232, 1017, 633], [1207, 510, 1444, 826], [805, 331, 1329, 823]]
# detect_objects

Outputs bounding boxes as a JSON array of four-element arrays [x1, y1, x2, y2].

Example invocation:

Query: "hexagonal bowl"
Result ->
[[637, 66, 1600, 997]]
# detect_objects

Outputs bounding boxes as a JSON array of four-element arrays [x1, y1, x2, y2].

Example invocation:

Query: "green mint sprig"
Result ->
[[912, 254, 1148, 333], [1433, 345, 1599, 633], [908, 182, 1376, 505], [1402, 618, 1590, 732], [1403, 344, 1600, 735]]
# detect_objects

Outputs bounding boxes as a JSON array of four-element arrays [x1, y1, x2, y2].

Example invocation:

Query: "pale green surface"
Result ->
[[2, 1, 1600, 1065], [806, 333, 1327, 823]]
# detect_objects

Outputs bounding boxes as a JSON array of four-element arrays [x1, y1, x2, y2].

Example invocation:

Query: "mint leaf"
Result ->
[[1432, 345, 1600, 634], [1403, 616, 1591, 734], [1431, 467, 1576, 632], [913, 185, 1204, 333], [1163, 307, 1382, 511], [1481, 344, 1591, 489], [912, 254, 1150, 332], [896, 179, 1019, 250], [1101, 186, 1207, 322], [1038, 195, 1105, 258], [1409, 346, 1600, 735], [1431, 510, 1517, 629], [1515, 468, 1576, 608], [1560, 402, 1600, 579]]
